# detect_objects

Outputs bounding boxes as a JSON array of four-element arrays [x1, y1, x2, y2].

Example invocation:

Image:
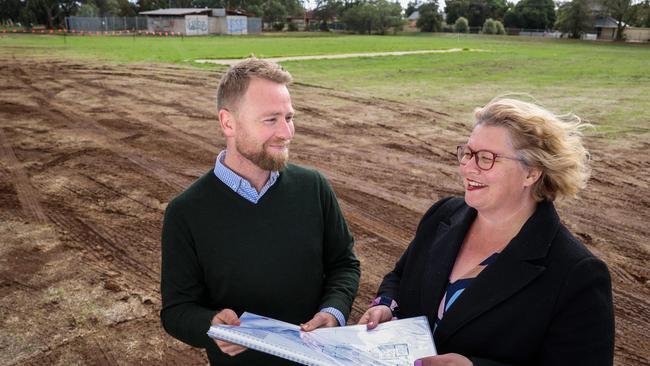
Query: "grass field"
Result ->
[[2, 33, 649, 137]]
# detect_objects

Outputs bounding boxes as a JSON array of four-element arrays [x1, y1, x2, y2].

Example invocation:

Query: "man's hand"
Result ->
[[357, 305, 393, 330], [211, 309, 247, 357], [414, 353, 473, 366], [300, 311, 339, 331]]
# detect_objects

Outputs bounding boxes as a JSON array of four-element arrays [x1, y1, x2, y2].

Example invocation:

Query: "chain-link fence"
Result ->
[[65, 16, 148, 32]]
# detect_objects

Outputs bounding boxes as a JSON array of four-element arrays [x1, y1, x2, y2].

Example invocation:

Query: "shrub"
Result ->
[[495, 20, 506, 34], [482, 18, 497, 34], [287, 22, 298, 31], [454, 16, 469, 33]]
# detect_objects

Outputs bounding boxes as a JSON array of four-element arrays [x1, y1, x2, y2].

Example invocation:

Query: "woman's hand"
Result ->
[[414, 353, 473, 366], [357, 305, 393, 330]]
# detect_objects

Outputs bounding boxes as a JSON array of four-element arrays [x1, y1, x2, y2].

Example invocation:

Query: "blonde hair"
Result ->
[[216, 57, 292, 112], [474, 97, 591, 202]]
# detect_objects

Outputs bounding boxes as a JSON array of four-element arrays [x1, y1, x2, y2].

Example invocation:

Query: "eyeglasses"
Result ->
[[456, 144, 523, 171]]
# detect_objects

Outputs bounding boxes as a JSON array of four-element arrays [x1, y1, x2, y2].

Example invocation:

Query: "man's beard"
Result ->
[[237, 138, 289, 171]]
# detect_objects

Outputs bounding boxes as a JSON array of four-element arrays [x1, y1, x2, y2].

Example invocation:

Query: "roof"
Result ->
[[139, 7, 255, 17], [139, 8, 213, 16], [407, 11, 420, 20], [594, 16, 625, 28]]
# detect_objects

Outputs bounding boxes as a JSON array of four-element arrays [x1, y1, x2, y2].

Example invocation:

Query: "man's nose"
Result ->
[[276, 118, 294, 139]]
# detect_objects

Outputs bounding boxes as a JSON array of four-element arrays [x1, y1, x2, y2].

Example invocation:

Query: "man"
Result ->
[[160, 58, 360, 365]]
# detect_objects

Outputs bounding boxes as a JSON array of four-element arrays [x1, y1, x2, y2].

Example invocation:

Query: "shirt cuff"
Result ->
[[371, 296, 399, 317], [320, 307, 346, 326]]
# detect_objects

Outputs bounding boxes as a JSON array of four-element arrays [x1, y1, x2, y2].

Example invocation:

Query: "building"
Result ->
[[592, 16, 623, 40], [403, 11, 419, 32], [139, 8, 261, 35]]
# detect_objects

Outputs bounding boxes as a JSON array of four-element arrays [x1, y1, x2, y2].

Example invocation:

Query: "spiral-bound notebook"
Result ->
[[207, 312, 437, 366]]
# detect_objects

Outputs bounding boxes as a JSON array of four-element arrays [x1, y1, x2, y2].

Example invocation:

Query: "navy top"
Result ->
[[434, 252, 500, 333]]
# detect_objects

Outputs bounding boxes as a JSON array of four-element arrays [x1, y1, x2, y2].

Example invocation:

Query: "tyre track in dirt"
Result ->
[[46, 208, 158, 291], [0, 128, 49, 224], [11, 313, 205, 366], [7, 66, 179, 289]]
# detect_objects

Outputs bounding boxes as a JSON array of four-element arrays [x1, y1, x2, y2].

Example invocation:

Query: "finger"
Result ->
[[367, 307, 390, 330], [214, 309, 240, 326], [414, 356, 437, 366], [216, 340, 247, 356], [227, 346, 247, 357], [357, 310, 370, 325], [300, 314, 325, 331]]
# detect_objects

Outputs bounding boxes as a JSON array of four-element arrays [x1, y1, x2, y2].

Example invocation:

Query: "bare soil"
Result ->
[[0, 56, 648, 365]]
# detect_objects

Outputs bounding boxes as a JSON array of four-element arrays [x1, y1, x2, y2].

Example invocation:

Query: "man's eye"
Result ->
[[479, 155, 494, 163]]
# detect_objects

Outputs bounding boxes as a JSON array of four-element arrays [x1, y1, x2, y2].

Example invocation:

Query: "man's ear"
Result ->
[[524, 167, 542, 187], [219, 108, 236, 138]]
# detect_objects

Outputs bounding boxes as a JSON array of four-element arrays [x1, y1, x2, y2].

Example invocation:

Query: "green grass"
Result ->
[[2, 32, 648, 138], [1, 32, 495, 62]]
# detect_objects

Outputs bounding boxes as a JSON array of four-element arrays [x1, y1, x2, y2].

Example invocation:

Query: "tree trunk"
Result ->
[[616, 20, 625, 41]]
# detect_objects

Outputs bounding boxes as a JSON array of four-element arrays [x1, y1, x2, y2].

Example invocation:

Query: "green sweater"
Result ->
[[160, 164, 360, 365]]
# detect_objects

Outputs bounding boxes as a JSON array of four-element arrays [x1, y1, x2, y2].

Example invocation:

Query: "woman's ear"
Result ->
[[524, 167, 542, 187]]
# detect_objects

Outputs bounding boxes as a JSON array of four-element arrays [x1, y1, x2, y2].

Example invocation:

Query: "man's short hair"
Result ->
[[216, 58, 293, 113]]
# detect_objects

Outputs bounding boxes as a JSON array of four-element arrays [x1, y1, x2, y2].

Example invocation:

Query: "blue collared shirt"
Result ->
[[213, 150, 279, 204], [213, 150, 346, 326]]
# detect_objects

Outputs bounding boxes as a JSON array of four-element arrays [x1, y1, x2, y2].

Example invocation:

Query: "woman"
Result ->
[[358, 98, 614, 366]]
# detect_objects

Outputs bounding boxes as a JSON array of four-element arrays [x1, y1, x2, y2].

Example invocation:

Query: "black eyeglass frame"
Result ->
[[456, 144, 524, 171]]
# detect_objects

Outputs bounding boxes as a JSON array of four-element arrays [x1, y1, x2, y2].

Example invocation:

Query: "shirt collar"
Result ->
[[213, 150, 279, 194]]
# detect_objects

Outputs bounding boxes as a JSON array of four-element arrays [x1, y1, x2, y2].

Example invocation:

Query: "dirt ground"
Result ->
[[0, 55, 648, 365]]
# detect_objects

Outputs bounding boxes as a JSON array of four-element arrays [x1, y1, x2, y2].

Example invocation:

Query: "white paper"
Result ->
[[207, 312, 437, 366]]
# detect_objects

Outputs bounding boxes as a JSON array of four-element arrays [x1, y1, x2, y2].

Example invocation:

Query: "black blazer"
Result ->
[[378, 197, 614, 366]]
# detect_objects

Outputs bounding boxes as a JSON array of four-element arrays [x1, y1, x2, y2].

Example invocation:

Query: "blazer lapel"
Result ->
[[434, 201, 559, 346], [420, 205, 476, 327]]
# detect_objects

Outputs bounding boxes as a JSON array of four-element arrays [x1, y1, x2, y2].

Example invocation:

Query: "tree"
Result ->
[[503, 4, 520, 27], [77, 0, 100, 16], [312, 0, 343, 30], [453, 15, 469, 31], [342, 2, 377, 33], [92, 0, 121, 16], [445, 0, 507, 27], [191, 0, 226, 7], [416, 0, 442, 31], [21, 0, 78, 28], [263, 0, 288, 30], [116, 0, 137, 16], [631, 0, 650, 26], [502, 0, 555, 29], [555, 0, 591, 38], [342, 0, 403, 34], [1, 0, 23, 23], [136, 0, 168, 12], [601, 0, 639, 40], [374, 0, 403, 34], [405, 0, 420, 16]]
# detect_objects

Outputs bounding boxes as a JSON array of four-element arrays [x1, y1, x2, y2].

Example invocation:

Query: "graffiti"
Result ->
[[227, 16, 247, 35], [187, 19, 207, 32], [185, 15, 208, 35]]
